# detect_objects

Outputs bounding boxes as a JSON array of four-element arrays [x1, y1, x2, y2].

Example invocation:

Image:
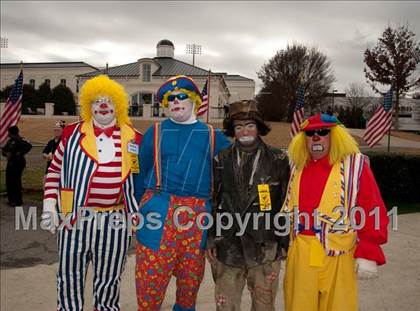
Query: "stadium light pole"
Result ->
[[0, 37, 8, 49], [186, 43, 202, 66]]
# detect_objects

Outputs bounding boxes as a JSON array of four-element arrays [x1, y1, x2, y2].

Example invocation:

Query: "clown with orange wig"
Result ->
[[282, 113, 388, 311], [42, 75, 142, 310], [133, 75, 230, 311]]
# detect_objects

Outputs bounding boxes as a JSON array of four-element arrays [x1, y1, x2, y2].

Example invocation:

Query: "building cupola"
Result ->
[[156, 39, 175, 58]]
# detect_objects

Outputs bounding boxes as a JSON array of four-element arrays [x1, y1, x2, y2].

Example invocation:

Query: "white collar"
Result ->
[[169, 113, 197, 125]]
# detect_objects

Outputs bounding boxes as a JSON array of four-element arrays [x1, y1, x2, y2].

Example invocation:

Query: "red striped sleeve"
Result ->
[[44, 140, 66, 200]]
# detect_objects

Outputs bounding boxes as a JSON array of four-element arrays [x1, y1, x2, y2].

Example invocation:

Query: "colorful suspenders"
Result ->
[[153, 122, 215, 195]]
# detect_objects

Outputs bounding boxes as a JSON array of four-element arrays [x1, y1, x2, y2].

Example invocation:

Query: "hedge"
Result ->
[[365, 152, 420, 202]]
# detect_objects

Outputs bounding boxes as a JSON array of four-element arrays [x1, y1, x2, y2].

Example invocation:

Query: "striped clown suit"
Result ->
[[43, 120, 142, 310]]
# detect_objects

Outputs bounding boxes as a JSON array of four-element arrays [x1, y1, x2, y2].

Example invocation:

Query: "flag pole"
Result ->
[[387, 88, 394, 152], [19, 61, 23, 126], [206, 69, 211, 124]]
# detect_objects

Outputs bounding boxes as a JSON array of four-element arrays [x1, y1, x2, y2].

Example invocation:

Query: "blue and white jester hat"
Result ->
[[157, 75, 203, 110]]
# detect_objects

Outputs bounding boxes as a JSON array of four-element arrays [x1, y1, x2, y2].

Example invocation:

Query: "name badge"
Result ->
[[129, 153, 140, 174], [128, 142, 139, 154], [257, 184, 272, 211]]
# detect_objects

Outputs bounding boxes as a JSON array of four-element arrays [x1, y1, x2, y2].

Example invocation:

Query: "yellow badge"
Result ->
[[129, 153, 140, 173], [257, 184, 272, 211], [127, 141, 140, 173]]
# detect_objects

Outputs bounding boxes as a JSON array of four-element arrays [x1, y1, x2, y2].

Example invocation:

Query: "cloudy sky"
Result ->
[[1, 1, 419, 94]]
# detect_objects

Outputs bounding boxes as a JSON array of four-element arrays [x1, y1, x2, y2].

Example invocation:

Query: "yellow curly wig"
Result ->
[[161, 89, 203, 112], [288, 125, 360, 170], [79, 75, 130, 125]]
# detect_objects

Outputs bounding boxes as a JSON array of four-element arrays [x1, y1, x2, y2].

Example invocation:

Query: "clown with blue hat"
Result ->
[[157, 75, 203, 107], [134, 75, 230, 311]]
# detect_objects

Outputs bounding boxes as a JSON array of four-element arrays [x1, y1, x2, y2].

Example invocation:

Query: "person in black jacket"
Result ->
[[42, 120, 65, 173], [206, 100, 290, 311], [1, 125, 32, 207]]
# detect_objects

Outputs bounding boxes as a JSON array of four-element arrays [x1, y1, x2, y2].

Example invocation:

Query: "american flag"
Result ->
[[0, 69, 23, 145], [363, 88, 393, 148], [196, 78, 209, 117], [290, 81, 305, 138]]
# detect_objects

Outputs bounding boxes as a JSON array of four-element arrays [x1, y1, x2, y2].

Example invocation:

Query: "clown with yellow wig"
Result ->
[[282, 113, 389, 311], [42, 75, 142, 310], [133, 75, 230, 311]]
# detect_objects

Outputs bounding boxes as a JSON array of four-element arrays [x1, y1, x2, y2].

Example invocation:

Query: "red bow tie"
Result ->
[[94, 126, 114, 137]]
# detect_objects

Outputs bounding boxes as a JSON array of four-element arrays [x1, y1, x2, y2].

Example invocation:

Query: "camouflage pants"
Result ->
[[211, 259, 281, 311]]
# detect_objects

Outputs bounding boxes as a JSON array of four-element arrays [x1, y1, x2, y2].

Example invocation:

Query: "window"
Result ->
[[131, 94, 139, 111], [131, 94, 138, 105], [130, 94, 141, 116], [142, 64, 151, 82], [45, 79, 50, 86], [60, 79, 66, 87], [142, 93, 152, 105], [29, 79, 35, 88]]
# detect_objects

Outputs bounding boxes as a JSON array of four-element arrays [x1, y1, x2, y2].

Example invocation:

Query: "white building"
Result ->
[[77, 40, 255, 121], [0, 62, 98, 94], [0, 39, 255, 121]]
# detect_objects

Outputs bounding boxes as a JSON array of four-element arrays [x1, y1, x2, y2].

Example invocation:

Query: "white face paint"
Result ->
[[234, 120, 258, 147], [168, 91, 195, 122], [91, 96, 116, 126], [238, 136, 256, 145]]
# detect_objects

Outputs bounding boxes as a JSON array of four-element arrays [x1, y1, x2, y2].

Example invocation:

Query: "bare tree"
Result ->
[[256, 43, 335, 121], [342, 82, 372, 128], [345, 82, 371, 110]]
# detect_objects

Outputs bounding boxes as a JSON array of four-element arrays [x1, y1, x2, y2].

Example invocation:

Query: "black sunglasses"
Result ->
[[167, 93, 189, 101], [305, 129, 331, 137]]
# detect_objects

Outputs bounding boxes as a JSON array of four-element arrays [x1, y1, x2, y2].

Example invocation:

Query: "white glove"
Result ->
[[131, 213, 140, 231], [355, 258, 378, 280], [41, 198, 59, 234]]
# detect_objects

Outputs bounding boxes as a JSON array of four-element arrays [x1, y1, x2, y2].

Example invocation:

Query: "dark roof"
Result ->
[[223, 74, 254, 82], [78, 57, 212, 78], [0, 62, 98, 70], [153, 58, 209, 76], [326, 92, 346, 97], [214, 72, 253, 81], [156, 39, 174, 48], [78, 62, 140, 77]]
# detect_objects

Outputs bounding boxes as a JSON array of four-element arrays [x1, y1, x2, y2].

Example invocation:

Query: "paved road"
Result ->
[[0, 198, 57, 268]]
